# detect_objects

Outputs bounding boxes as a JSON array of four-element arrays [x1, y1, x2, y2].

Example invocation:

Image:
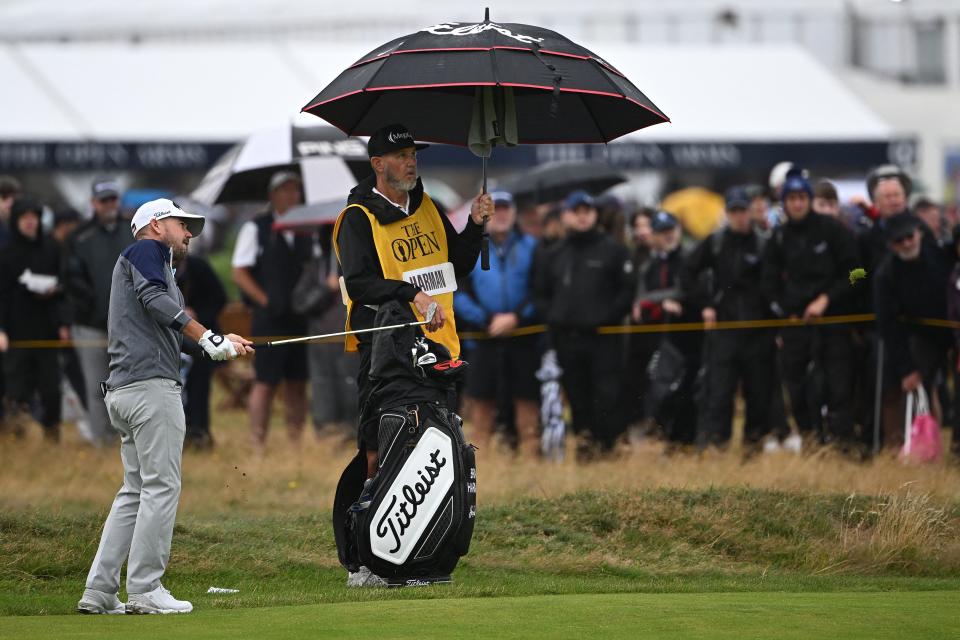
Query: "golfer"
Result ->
[[78, 198, 253, 615]]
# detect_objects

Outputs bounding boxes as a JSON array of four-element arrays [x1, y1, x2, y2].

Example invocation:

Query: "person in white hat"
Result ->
[[78, 198, 253, 615]]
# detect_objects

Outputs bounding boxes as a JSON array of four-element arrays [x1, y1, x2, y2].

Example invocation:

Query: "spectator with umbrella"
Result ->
[[333, 123, 491, 481], [302, 11, 667, 270]]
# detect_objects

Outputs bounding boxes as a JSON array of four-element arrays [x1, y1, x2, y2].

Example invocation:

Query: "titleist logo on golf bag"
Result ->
[[333, 401, 476, 584], [371, 427, 454, 564]]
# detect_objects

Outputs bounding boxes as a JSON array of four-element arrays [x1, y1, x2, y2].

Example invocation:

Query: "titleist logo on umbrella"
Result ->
[[424, 22, 544, 45]]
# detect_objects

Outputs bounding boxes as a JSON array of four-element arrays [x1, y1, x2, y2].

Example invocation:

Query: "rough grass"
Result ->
[[1, 397, 959, 516], [2, 486, 958, 617]]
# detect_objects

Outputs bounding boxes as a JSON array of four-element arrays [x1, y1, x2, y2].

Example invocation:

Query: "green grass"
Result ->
[[2, 592, 959, 640], [2, 488, 959, 637]]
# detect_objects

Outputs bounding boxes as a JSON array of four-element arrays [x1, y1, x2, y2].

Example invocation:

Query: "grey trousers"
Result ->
[[72, 325, 113, 445], [85, 378, 185, 595]]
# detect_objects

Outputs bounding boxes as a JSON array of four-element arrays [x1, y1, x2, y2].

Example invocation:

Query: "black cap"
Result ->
[[367, 124, 429, 158], [563, 190, 594, 210], [884, 213, 920, 243], [91, 177, 120, 199], [54, 207, 81, 226], [725, 186, 751, 210], [651, 210, 679, 232]]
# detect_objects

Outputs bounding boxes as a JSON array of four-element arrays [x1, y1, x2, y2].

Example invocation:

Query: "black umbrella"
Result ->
[[494, 161, 627, 205], [302, 10, 668, 266], [302, 14, 668, 145]]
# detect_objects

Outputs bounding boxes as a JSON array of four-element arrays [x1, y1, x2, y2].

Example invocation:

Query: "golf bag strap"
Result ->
[[332, 448, 368, 571]]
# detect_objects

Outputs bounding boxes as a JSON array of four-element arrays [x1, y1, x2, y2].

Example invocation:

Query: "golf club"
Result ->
[[265, 302, 438, 346]]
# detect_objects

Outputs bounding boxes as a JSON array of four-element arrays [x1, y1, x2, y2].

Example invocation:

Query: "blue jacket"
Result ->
[[455, 230, 537, 328]]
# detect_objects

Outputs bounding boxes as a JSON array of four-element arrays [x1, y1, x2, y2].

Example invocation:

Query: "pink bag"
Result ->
[[900, 385, 942, 463]]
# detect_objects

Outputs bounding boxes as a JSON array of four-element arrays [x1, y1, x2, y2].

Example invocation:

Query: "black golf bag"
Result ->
[[333, 302, 477, 586]]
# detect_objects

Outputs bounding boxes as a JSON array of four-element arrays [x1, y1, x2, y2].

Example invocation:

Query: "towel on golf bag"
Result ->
[[333, 302, 476, 584]]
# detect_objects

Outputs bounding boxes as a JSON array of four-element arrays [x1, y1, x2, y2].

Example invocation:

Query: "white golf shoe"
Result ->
[[126, 585, 193, 614], [76, 588, 125, 614], [347, 566, 387, 587]]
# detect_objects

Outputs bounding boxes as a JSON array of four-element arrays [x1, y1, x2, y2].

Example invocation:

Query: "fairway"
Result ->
[[2, 591, 959, 640]]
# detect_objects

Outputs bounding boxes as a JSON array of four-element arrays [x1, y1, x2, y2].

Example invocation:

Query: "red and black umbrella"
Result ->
[[303, 13, 667, 146], [302, 10, 668, 266]]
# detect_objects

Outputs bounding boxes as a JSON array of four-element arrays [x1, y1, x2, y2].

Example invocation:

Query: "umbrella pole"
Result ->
[[481, 155, 490, 270]]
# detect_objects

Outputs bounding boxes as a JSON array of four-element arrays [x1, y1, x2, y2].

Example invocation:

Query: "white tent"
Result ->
[[604, 45, 892, 142], [0, 42, 891, 144]]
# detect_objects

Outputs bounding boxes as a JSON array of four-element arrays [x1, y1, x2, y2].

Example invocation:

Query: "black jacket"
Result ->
[[761, 211, 860, 317], [0, 211, 66, 340], [856, 210, 937, 312], [874, 244, 954, 378], [533, 228, 635, 330], [337, 174, 482, 336], [246, 212, 313, 333], [176, 254, 227, 332], [63, 216, 133, 329], [636, 246, 688, 322], [679, 228, 769, 322]]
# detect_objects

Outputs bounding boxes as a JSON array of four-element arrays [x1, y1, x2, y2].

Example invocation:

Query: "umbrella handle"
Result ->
[[480, 155, 490, 270]]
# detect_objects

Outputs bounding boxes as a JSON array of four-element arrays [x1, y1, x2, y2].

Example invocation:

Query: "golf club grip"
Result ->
[[480, 234, 490, 270]]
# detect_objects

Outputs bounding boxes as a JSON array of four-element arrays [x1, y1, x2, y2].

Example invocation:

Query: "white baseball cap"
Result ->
[[131, 198, 205, 237]]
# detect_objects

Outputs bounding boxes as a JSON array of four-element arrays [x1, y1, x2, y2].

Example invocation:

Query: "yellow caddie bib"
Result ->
[[333, 193, 460, 357]]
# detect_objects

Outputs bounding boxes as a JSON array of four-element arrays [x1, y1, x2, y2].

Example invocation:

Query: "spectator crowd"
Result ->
[[1, 162, 959, 464]]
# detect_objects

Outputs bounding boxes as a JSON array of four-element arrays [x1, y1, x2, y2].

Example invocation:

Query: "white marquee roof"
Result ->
[[0, 41, 892, 143]]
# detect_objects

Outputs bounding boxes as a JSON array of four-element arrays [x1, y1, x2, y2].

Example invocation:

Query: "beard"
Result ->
[[167, 234, 189, 262], [386, 166, 417, 193]]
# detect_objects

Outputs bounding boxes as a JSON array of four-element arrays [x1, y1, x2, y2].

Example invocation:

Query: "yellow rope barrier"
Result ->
[[8, 313, 956, 349]]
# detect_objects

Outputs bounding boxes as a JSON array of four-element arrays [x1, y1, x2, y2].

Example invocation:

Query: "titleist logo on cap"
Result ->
[[387, 131, 413, 144]]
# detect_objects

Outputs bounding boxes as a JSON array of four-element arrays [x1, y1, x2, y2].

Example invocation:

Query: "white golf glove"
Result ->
[[199, 329, 238, 361]]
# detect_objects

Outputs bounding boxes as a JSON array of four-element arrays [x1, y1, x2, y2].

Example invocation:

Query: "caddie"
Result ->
[[334, 123, 491, 480], [77, 198, 254, 615]]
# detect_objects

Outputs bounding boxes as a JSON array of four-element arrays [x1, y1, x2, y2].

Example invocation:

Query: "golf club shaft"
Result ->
[[266, 320, 428, 346]]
